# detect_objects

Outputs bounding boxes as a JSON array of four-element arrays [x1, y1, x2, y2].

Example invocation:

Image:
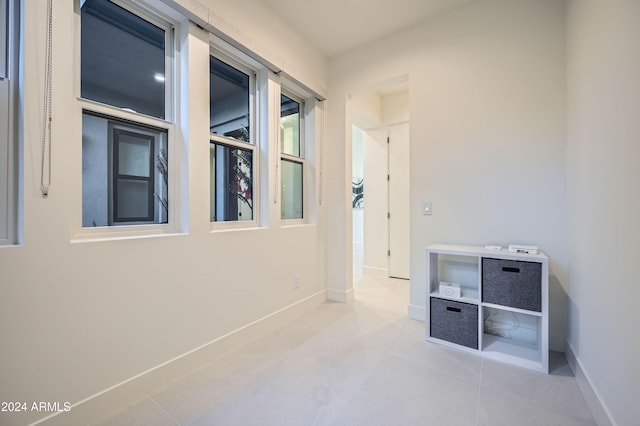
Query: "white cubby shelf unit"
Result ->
[[426, 244, 549, 374]]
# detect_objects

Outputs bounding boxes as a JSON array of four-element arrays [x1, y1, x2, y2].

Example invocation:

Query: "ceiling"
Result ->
[[261, 0, 475, 58]]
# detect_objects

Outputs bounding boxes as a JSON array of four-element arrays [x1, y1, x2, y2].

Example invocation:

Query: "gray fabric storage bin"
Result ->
[[430, 298, 478, 349], [482, 258, 541, 312]]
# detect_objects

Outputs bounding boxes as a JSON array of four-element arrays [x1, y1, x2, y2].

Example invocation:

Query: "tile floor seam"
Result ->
[[478, 381, 595, 423], [474, 358, 485, 426], [147, 394, 182, 426]]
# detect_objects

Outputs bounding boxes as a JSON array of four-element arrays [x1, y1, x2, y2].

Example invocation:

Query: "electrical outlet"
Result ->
[[293, 274, 301, 289]]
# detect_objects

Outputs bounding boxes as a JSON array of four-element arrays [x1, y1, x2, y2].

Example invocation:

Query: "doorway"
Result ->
[[351, 85, 410, 282]]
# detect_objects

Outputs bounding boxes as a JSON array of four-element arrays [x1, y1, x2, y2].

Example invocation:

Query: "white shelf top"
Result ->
[[427, 243, 548, 263], [430, 289, 479, 305], [482, 302, 543, 317]]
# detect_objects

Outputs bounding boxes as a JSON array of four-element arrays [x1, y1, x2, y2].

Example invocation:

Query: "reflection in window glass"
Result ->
[[281, 159, 303, 220], [210, 56, 250, 142], [113, 129, 154, 222], [81, 0, 166, 118], [210, 143, 253, 221], [280, 94, 300, 157], [82, 113, 168, 227], [118, 133, 151, 177]]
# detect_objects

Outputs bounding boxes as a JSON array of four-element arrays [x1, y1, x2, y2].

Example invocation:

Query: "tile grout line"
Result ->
[[147, 394, 182, 426]]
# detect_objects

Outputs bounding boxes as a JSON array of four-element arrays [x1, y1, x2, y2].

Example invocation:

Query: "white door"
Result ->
[[388, 122, 410, 279]]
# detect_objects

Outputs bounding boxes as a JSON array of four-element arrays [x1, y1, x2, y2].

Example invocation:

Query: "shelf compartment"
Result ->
[[431, 298, 478, 349], [482, 334, 541, 368], [430, 253, 480, 302], [482, 306, 540, 358], [482, 258, 542, 312]]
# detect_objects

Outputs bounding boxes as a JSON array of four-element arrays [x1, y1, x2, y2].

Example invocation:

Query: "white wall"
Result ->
[[566, 1, 640, 424], [0, 1, 327, 425], [327, 0, 568, 349], [381, 90, 409, 125], [198, 0, 327, 96]]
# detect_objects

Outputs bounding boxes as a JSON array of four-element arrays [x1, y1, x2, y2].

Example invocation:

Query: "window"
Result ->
[[0, 0, 16, 245], [209, 55, 256, 223], [80, 0, 174, 229], [280, 93, 304, 220], [81, 0, 167, 119]]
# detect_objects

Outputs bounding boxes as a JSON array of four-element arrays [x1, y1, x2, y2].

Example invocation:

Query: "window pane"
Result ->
[[210, 56, 250, 142], [210, 143, 253, 221], [81, 0, 166, 118], [280, 94, 300, 157], [0, 0, 6, 78], [281, 159, 303, 219], [116, 179, 151, 219], [82, 113, 168, 227], [118, 132, 151, 177]]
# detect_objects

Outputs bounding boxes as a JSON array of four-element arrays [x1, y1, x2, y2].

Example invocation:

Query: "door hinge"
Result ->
[[388, 250, 391, 256], [387, 174, 390, 181], [387, 212, 390, 219], [387, 137, 390, 144]]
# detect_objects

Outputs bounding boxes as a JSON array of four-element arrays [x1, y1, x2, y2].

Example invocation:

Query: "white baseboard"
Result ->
[[565, 342, 615, 426], [408, 304, 426, 322], [31, 290, 328, 426], [362, 266, 388, 278], [327, 287, 354, 304]]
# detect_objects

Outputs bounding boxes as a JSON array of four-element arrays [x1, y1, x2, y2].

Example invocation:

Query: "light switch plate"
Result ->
[[424, 202, 432, 215]]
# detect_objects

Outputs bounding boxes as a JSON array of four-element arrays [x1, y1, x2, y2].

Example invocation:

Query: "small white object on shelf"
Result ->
[[485, 244, 502, 250], [439, 281, 461, 298], [508, 244, 538, 254]]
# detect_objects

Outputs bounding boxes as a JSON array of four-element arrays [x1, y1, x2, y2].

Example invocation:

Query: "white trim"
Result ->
[[328, 287, 354, 304], [565, 342, 616, 426], [28, 289, 328, 426], [408, 303, 426, 321], [362, 266, 388, 278]]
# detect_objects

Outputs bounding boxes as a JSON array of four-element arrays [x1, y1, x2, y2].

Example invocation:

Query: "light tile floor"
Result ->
[[92, 274, 596, 426]]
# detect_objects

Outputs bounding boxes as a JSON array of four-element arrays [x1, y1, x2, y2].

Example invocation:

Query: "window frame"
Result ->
[[74, 0, 181, 240], [209, 49, 260, 229], [0, 0, 17, 246], [280, 88, 306, 223], [0, 0, 7, 79]]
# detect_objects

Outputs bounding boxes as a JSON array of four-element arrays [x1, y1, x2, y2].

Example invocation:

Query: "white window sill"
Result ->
[[70, 226, 185, 244]]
